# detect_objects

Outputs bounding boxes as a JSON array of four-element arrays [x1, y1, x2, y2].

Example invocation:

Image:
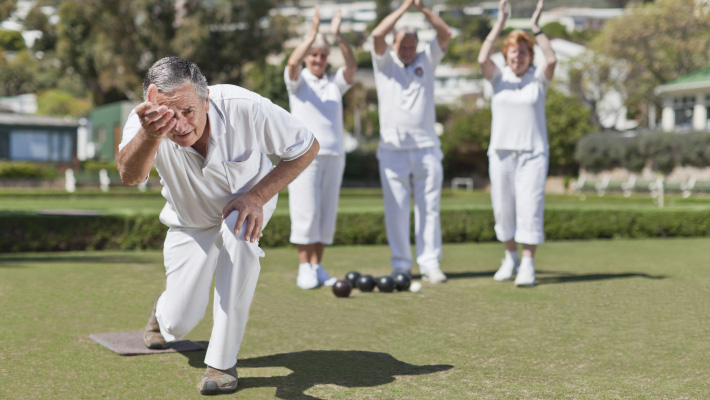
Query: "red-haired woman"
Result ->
[[477, 0, 557, 287]]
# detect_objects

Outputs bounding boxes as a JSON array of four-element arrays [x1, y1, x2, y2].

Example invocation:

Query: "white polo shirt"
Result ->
[[371, 38, 445, 151], [119, 84, 315, 230], [488, 65, 550, 155], [285, 66, 351, 156]]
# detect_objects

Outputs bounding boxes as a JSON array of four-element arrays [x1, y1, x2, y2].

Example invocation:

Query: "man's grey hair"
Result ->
[[143, 56, 209, 102], [393, 27, 418, 41], [310, 33, 331, 53]]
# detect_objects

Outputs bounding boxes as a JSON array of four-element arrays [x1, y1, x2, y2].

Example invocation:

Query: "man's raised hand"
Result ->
[[136, 84, 175, 140]]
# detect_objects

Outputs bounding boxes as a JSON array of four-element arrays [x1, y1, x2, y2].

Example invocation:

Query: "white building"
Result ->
[[655, 68, 710, 132]]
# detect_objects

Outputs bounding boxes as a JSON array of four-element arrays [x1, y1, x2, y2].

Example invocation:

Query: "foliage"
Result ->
[[0, 49, 38, 96], [442, 39, 482, 67], [53, 0, 290, 106], [343, 147, 380, 184], [23, 4, 56, 52], [5, 207, 710, 252], [590, 0, 710, 125], [0, 0, 16, 21], [0, 162, 59, 179], [575, 131, 710, 173], [540, 22, 569, 39], [242, 59, 289, 110], [36, 89, 91, 118], [441, 106, 491, 178], [0, 29, 25, 51], [545, 88, 594, 175]]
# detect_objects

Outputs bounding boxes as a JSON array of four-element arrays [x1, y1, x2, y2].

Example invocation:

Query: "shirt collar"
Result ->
[[302, 67, 327, 84]]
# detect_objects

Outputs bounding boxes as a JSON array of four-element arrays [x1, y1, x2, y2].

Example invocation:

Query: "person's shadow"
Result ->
[[182, 349, 452, 399]]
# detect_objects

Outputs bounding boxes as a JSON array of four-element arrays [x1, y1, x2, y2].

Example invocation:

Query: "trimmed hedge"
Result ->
[[575, 131, 710, 173], [2, 208, 709, 253], [0, 162, 59, 179]]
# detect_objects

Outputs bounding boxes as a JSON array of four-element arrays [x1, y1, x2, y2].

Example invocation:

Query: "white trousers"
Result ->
[[288, 155, 345, 245], [488, 150, 548, 245], [377, 147, 443, 273], [155, 196, 277, 370]]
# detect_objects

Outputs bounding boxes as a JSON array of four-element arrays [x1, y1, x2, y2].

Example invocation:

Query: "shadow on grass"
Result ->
[[443, 270, 666, 285], [181, 349, 452, 399], [536, 271, 667, 285]]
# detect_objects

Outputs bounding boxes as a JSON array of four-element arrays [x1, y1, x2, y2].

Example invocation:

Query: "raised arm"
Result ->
[[530, 0, 557, 81], [414, 0, 451, 50], [221, 139, 320, 242], [371, 0, 414, 56], [332, 8, 357, 84], [286, 6, 320, 82], [117, 84, 175, 185], [477, 0, 509, 80]]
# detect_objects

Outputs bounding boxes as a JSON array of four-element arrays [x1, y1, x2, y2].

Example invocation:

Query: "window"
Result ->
[[673, 95, 694, 129], [9, 130, 73, 162]]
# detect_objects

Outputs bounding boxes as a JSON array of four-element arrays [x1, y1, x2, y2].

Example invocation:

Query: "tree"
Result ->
[[540, 22, 569, 39], [54, 0, 290, 106], [0, 29, 25, 51], [545, 88, 594, 175], [0, 0, 16, 21], [37, 89, 91, 118], [591, 0, 710, 126], [0, 49, 38, 96]]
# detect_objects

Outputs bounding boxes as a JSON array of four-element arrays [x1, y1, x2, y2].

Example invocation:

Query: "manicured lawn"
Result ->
[[1, 239, 709, 399], [1, 187, 709, 216]]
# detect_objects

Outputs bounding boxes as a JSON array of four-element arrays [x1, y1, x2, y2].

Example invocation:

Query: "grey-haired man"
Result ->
[[117, 56, 318, 395], [370, 0, 451, 283]]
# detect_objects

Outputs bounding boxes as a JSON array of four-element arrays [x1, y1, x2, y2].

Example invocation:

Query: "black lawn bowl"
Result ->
[[345, 271, 361, 287], [357, 275, 376, 292], [393, 273, 411, 291], [332, 279, 353, 298], [376, 276, 395, 293]]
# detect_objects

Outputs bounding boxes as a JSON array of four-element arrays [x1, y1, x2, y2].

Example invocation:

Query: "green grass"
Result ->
[[1, 187, 709, 216], [1, 239, 709, 399]]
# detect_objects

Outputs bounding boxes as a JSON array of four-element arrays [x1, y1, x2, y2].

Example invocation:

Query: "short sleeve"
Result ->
[[118, 109, 141, 152], [371, 46, 393, 72], [425, 37, 445, 70], [250, 96, 315, 161], [284, 65, 303, 94], [333, 67, 352, 96]]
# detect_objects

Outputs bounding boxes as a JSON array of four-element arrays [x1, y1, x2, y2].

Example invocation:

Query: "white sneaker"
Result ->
[[493, 258, 519, 281], [422, 267, 447, 284], [514, 263, 535, 287], [297, 263, 319, 290], [316, 266, 337, 287]]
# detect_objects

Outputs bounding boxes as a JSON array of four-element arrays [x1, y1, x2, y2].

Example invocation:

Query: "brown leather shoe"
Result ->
[[143, 295, 169, 349], [199, 365, 238, 395]]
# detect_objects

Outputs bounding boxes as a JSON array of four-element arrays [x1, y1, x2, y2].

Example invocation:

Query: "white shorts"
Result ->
[[288, 155, 345, 245], [488, 150, 548, 245]]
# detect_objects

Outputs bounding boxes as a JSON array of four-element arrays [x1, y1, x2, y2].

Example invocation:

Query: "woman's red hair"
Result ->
[[502, 30, 535, 62]]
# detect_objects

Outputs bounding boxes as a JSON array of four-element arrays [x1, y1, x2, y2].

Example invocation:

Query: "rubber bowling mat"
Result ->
[[89, 331, 205, 356]]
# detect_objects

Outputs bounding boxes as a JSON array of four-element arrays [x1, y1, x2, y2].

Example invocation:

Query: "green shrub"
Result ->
[[0, 29, 25, 51], [3, 208, 710, 253], [576, 131, 710, 173], [0, 162, 59, 179]]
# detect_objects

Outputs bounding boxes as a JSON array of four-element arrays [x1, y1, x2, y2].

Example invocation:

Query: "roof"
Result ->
[[0, 113, 79, 128], [655, 67, 710, 95]]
